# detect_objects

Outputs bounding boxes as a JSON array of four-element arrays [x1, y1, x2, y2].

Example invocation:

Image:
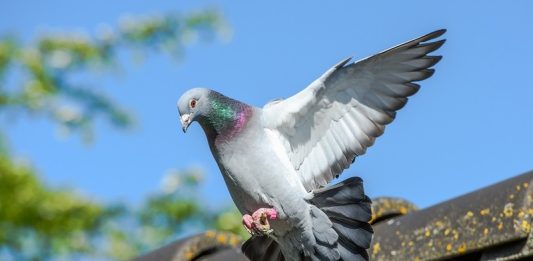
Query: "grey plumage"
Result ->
[[242, 236, 285, 261], [312, 178, 373, 259], [177, 29, 446, 260]]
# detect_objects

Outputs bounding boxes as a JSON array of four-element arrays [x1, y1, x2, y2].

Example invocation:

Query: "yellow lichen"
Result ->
[[458, 244, 467, 253], [522, 220, 531, 233], [185, 250, 194, 260], [503, 203, 514, 217], [216, 234, 227, 244], [229, 235, 239, 246], [446, 243, 452, 251], [372, 242, 381, 255]]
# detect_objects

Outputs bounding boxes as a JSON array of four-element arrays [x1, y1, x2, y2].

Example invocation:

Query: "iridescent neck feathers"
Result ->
[[201, 91, 253, 140]]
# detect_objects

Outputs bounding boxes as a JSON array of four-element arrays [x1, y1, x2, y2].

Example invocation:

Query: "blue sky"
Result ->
[[2, 1, 532, 210]]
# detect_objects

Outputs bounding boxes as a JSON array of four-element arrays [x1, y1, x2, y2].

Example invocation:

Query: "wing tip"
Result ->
[[335, 57, 352, 69], [429, 29, 447, 39], [424, 68, 436, 78], [406, 28, 447, 49]]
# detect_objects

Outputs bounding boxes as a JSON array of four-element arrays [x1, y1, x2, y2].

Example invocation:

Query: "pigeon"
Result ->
[[177, 29, 446, 261]]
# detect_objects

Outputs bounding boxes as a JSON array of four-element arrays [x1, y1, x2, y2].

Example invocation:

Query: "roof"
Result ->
[[370, 171, 533, 260], [134, 171, 533, 261], [132, 230, 246, 261]]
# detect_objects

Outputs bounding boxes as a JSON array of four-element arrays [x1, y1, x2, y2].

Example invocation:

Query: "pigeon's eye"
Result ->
[[189, 99, 197, 109]]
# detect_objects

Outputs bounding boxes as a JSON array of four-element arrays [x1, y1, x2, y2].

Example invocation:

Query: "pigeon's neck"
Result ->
[[199, 92, 254, 141]]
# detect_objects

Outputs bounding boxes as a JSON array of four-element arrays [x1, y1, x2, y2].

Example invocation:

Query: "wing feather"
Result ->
[[263, 29, 446, 191]]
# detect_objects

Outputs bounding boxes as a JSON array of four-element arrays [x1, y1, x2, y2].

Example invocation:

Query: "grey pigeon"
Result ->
[[177, 29, 446, 260]]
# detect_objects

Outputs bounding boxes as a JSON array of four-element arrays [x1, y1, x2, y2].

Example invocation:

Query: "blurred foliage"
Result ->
[[0, 147, 246, 260], [101, 169, 247, 260], [0, 9, 229, 141], [0, 147, 108, 259], [0, 9, 245, 261]]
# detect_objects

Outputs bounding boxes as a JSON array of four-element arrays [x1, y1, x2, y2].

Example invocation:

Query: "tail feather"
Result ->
[[310, 177, 373, 261], [314, 241, 341, 261], [320, 199, 372, 223], [331, 217, 373, 249], [337, 241, 369, 261], [309, 177, 366, 206], [242, 235, 284, 261], [242, 177, 372, 261], [264, 237, 284, 260]]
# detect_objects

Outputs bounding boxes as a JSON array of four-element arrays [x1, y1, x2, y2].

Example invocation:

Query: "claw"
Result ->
[[242, 214, 254, 234], [242, 208, 278, 236], [253, 208, 278, 235]]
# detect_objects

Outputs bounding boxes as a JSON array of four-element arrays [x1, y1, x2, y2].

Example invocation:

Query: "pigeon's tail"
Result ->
[[309, 176, 373, 261], [242, 177, 372, 261], [242, 235, 285, 261]]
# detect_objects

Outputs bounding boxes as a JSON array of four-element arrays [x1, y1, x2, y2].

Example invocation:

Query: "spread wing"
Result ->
[[262, 29, 446, 191]]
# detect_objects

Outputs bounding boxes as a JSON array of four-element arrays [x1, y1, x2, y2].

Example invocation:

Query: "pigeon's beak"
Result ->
[[180, 113, 192, 133]]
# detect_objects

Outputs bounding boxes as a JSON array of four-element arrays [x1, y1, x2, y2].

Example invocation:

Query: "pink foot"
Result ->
[[251, 208, 278, 235], [242, 214, 254, 234], [242, 208, 278, 235], [252, 208, 278, 221]]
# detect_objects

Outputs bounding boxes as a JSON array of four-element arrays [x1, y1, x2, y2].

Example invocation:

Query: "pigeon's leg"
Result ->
[[242, 214, 255, 234], [251, 208, 278, 234]]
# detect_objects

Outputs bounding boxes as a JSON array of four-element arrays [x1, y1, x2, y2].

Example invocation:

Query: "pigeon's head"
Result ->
[[177, 88, 211, 133]]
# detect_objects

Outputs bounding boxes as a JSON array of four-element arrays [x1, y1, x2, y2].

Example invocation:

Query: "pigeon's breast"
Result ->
[[213, 113, 305, 214]]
